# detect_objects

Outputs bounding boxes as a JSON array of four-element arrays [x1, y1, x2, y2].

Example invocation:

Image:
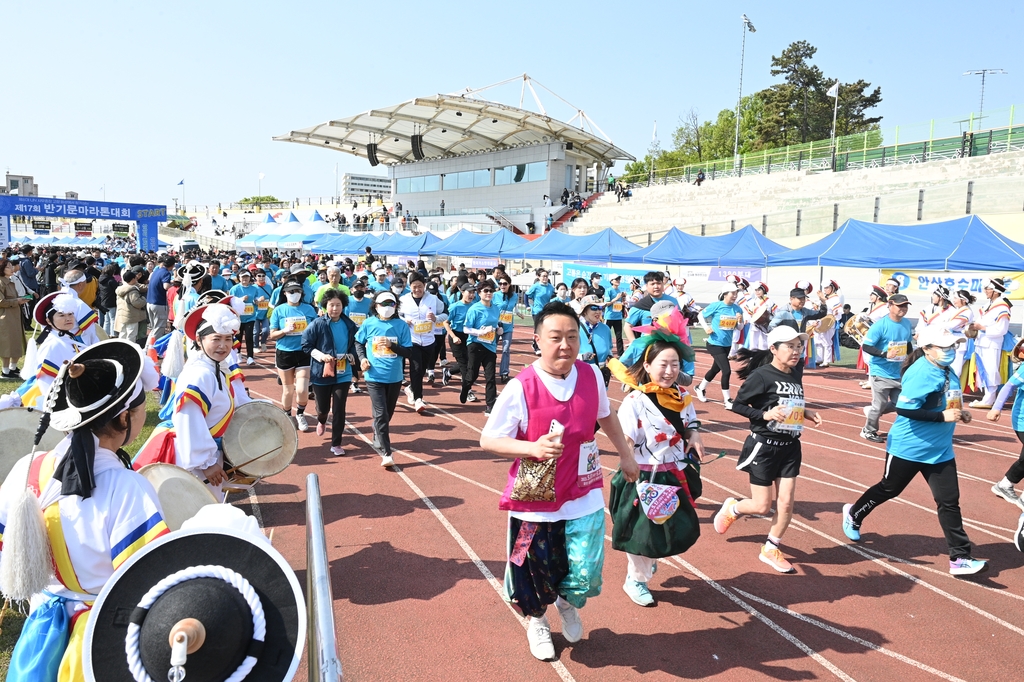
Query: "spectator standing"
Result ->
[[147, 256, 173, 336], [114, 268, 147, 346], [97, 263, 120, 337]]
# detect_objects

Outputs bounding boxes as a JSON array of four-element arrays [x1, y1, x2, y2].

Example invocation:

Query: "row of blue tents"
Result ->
[[238, 216, 1024, 271]]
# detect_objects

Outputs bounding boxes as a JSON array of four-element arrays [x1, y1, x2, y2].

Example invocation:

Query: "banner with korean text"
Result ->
[[882, 269, 1024, 302]]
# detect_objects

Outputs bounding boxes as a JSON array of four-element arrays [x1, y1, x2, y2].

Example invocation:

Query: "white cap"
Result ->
[[721, 282, 739, 294], [917, 326, 963, 348], [767, 325, 808, 346], [374, 268, 387, 277]]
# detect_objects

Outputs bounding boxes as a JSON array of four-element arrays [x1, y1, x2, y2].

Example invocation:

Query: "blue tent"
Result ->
[[767, 216, 1024, 270], [574, 228, 644, 262], [285, 212, 302, 224], [613, 225, 787, 266], [374, 232, 443, 256], [262, 213, 278, 224], [501, 228, 641, 262], [499, 230, 589, 259], [313, 233, 388, 255], [308, 210, 325, 223], [235, 233, 260, 247]]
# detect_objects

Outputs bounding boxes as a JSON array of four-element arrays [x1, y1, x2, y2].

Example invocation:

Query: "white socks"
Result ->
[[698, 379, 709, 391], [722, 389, 731, 402]]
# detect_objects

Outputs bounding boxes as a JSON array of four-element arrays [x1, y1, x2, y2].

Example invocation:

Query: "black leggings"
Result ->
[[311, 381, 350, 447], [408, 341, 435, 400], [366, 381, 402, 455], [607, 319, 624, 356], [1006, 431, 1024, 483], [449, 332, 469, 376], [849, 453, 972, 559], [238, 320, 255, 359], [703, 343, 732, 390]]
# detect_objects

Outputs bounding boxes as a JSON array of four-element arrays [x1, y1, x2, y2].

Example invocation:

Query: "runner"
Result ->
[[480, 301, 638, 661], [842, 326, 988, 576], [860, 293, 914, 443], [494, 275, 518, 383], [714, 326, 823, 574], [269, 281, 318, 432], [461, 280, 501, 415], [986, 338, 1024, 515], [302, 288, 357, 455], [399, 272, 446, 414], [694, 282, 744, 409]]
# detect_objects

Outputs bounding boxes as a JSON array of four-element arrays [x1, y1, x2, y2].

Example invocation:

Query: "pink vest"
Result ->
[[499, 361, 602, 513]]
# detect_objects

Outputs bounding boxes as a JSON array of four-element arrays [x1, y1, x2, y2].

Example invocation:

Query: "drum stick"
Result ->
[[202, 446, 282, 484]]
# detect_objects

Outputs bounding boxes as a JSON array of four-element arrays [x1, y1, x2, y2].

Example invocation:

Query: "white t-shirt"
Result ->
[[483, 361, 610, 522]]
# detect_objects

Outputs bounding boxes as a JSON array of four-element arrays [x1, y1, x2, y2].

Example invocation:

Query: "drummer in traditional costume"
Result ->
[[57, 270, 101, 346], [743, 281, 776, 351], [814, 280, 844, 367], [0, 340, 168, 681], [727, 275, 751, 357], [856, 285, 891, 388], [607, 329, 703, 607], [946, 289, 976, 377], [135, 303, 251, 499], [965, 277, 1014, 408], [16, 293, 87, 409]]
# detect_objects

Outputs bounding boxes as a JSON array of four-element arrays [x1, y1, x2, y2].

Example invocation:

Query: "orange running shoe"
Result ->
[[713, 497, 739, 534], [759, 546, 796, 574]]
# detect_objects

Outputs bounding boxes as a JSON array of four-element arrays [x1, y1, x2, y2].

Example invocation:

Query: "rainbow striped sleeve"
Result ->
[[0, 520, 6, 551], [176, 384, 212, 416], [111, 512, 169, 569], [227, 363, 245, 384], [997, 306, 1011, 322], [78, 309, 98, 331], [37, 359, 60, 379]]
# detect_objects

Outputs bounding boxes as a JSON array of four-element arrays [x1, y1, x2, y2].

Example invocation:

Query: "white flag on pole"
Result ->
[[827, 81, 839, 98], [258, 172, 265, 180]]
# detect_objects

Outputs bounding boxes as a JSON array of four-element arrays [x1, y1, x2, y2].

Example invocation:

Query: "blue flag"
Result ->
[[177, 179, 184, 185]]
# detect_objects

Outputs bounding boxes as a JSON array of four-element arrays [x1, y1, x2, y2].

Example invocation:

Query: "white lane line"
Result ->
[[344, 424, 577, 682], [731, 588, 966, 682], [667, 555, 856, 682]]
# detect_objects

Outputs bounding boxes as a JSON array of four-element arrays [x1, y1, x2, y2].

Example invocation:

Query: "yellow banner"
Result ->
[[881, 270, 1024, 301]]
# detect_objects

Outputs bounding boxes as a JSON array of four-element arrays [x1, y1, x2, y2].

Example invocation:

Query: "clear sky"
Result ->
[[3, 0, 1021, 209]]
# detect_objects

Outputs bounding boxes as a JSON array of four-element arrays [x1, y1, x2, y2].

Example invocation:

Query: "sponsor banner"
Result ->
[[560, 262, 649, 289], [882, 269, 1024, 301], [0, 216, 7, 249]]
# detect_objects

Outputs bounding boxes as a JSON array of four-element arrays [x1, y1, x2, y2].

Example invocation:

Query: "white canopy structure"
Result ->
[[273, 74, 634, 167]]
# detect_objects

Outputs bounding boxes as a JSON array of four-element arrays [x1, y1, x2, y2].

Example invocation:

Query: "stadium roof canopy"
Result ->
[[273, 74, 635, 167]]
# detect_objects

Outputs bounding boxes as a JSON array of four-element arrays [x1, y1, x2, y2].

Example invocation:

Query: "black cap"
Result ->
[[889, 294, 912, 305], [459, 283, 476, 293], [789, 288, 807, 299]]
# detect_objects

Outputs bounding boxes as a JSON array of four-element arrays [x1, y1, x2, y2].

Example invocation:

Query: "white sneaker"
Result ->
[[526, 615, 555, 661], [414, 398, 426, 413], [330, 446, 345, 456], [381, 454, 394, 467], [246, 357, 255, 366], [295, 413, 309, 432], [693, 385, 707, 402], [404, 385, 415, 405], [723, 399, 734, 411], [556, 599, 584, 643], [467, 390, 478, 403], [992, 481, 1022, 506]]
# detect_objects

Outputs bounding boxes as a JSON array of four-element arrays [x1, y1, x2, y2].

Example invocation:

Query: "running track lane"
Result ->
[[227, 336, 1024, 680]]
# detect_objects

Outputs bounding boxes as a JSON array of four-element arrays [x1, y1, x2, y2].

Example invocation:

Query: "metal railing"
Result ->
[[306, 473, 342, 681]]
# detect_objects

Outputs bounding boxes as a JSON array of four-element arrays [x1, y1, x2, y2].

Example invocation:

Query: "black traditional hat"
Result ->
[[49, 340, 144, 433], [83, 527, 304, 682], [176, 262, 206, 283]]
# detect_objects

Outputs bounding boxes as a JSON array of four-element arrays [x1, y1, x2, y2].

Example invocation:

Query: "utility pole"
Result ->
[[963, 69, 1007, 125], [733, 14, 756, 167]]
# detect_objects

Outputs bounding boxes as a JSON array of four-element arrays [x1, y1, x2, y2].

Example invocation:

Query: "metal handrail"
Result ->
[[306, 473, 342, 681]]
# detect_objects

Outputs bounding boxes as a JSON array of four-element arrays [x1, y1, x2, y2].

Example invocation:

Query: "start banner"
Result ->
[[882, 269, 1024, 301]]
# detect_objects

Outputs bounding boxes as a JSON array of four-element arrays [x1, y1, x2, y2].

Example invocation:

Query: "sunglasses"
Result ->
[[376, 301, 396, 307], [479, 288, 494, 293], [587, 306, 603, 312]]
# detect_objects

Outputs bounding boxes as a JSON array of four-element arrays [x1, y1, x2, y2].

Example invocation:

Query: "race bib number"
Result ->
[[256, 299, 269, 310], [433, 322, 445, 334], [946, 389, 962, 411], [372, 336, 397, 358], [336, 356, 348, 373], [286, 317, 307, 335], [887, 341, 907, 363], [350, 313, 366, 326], [413, 320, 433, 334], [478, 329, 496, 344], [612, 302, 623, 312], [500, 311, 514, 325], [577, 439, 602, 488], [773, 397, 805, 434], [243, 304, 255, 316], [718, 315, 738, 331]]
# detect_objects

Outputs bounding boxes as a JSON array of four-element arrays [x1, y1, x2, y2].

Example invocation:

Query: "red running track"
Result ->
[[231, 336, 1024, 681]]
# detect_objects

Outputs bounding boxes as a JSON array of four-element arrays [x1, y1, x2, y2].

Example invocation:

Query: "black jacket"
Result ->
[[97, 274, 119, 312], [300, 313, 359, 385]]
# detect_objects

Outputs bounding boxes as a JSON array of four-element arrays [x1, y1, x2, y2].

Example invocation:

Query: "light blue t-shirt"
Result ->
[[603, 285, 628, 321], [229, 284, 260, 323], [464, 302, 501, 352], [494, 291, 518, 333], [1006, 363, 1024, 431], [447, 299, 472, 332], [887, 357, 957, 464], [210, 275, 230, 292], [701, 300, 744, 348], [526, 282, 554, 314], [579, 322, 613, 364], [346, 296, 372, 325], [327, 318, 353, 384], [627, 295, 678, 328], [253, 284, 274, 320], [355, 316, 412, 384], [863, 315, 914, 380], [270, 303, 317, 352]]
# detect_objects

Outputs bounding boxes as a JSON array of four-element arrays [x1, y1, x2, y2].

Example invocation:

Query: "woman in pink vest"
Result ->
[[481, 302, 638, 662]]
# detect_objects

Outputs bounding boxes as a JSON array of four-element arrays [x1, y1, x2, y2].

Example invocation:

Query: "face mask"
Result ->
[[391, 286, 404, 295], [353, 290, 364, 299], [378, 306, 395, 319], [286, 292, 301, 304], [935, 347, 956, 366]]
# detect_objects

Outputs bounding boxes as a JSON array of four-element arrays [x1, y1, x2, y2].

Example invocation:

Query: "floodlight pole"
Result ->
[[963, 69, 1007, 126], [733, 14, 756, 168]]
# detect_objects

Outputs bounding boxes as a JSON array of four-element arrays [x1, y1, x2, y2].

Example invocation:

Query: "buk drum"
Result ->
[[0, 407, 66, 480], [220, 402, 298, 481], [138, 463, 218, 531], [812, 315, 836, 335], [843, 315, 873, 345]]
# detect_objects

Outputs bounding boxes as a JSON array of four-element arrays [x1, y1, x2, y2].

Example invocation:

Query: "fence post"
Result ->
[[730, 219, 735, 233], [761, 214, 767, 236], [833, 203, 839, 231], [796, 209, 801, 236], [863, 131, 868, 165], [738, 156, 743, 178], [648, 233, 653, 245], [966, 181, 974, 215], [1009, 105, 1016, 147], [894, 125, 900, 158], [767, 154, 771, 174], [701, 224, 706, 236], [873, 197, 880, 222], [918, 189, 925, 221]]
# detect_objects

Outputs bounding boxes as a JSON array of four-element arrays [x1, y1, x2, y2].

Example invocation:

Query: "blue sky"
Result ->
[[3, 0, 1021, 208]]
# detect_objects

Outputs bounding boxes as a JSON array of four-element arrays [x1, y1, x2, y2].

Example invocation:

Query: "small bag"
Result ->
[[510, 458, 557, 502], [635, 461, 681, 525]]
